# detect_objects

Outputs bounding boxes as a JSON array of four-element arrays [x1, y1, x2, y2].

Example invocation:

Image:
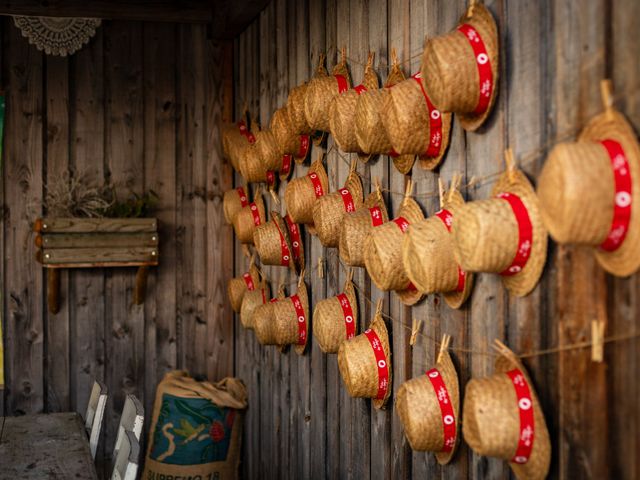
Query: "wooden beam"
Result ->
[[211, 0, 270, 39]]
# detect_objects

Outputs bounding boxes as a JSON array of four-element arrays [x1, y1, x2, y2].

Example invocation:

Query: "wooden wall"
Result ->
[[0, 17, 235, 475], [232, 0, 640, 479]]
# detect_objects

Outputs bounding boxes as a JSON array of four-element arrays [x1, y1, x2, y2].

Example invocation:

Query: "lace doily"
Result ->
[[13, 16, 101, 57]]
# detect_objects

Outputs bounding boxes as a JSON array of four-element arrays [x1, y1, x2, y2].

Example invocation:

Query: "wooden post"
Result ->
[[133, 266, 149, 305], [47, 269, 60, 315]]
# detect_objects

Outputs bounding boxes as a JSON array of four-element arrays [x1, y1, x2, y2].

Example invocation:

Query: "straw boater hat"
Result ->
[[284, 157, 329, 230], [232, 190, 267, 245], [286, 83, 314, 136], [463, 340, 551, 480], [355, 50, 418, 174], [272, 275, 310, 355], [270, 106, 310, 168], [239, 279, 270, 330], [313, 272, 358, 353], [253, 285, 287, 347], [537, 80, 640, 277], [312, 167, 364, 248], [227, 261, 260, 313], [304, 50, 352, 133], [338, 299, 391, 409], [222, 114, 256, 172], [420, 1, 499, 132], [395, 335, 460, 464], [239, 129, 281, 184], [364, 181, 425, 305], [402, 176, 474, 309], [379, 60, 453, 171], [253, 211, 304, 273], [223, 185, 250, 225], [329, 52, 379, 161], [339, 184, 389, 267], [452, 149, 547, 297]]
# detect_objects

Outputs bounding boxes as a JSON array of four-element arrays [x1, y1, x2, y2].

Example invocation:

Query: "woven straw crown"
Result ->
[[284, 159, 330, 227], [312, 170, 364, 247], [339, 188, 389, 267], [238, 130, 281, 183], [537, 102, 640, 277], [270, 106, 310, 166], [240, 280, 270, 330], [420, 3, 499, 131], [462, 341, 551, 480], [286, 83, 313, 135], [313, 279, 358, 353], [395, 346, 460, 464], [452, 161, 548, 297], [253, 286, 287, 346], [232, 193, 267, 245], [253, 211, 299, 271], [364, 195, 425, 305], [403, 186, 474, 309], [337, 307, 392, 409], [223, 186, 250, 225], [271, 279, 310, 355], [227, 263, 260, 313], [222, 118, 254, 172]]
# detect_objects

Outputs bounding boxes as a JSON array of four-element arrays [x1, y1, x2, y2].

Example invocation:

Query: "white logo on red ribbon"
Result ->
[[354, 84, 368, 95], [266, 170, 275, 186], [285, 214, 302, 264], [281, 154, 292, 176], [335, 74, 349, 93], [426, 368, 456, 452], [290, 294, 306, 345], [340, 188, 356, 213], [242, 272, 255, 291], [497, 193, 533, 276], [363, 328, 389, 400], [237, 120, 256, 144], [506, 369, 535, 465], [236, 187, 249, 207], [274, 219, 292, 267], [600, 139, 632, 252], [393, 216, 411, 233], [337, 293, 355, 339], [307, 172, 325, 198], [249, 202, 262, 227], [298, 135, 310, 159], [435, 209, 466, 292], [369, 207, 384, 227], [457, 24, 493, 115], [412, 73, 443, 157]]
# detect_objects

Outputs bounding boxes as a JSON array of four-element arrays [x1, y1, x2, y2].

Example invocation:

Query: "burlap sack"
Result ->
[[143, 371, 248, 480]]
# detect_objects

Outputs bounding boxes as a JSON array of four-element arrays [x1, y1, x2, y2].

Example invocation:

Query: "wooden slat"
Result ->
[[39, 232, 158, 248], [37, 217, 157, 233], [41, 247, 157, 265]]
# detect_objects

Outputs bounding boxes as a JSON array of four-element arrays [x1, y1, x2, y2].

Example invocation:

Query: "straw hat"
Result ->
[[364, 182, 425, 305], [253, 211, 304, 273], [537, 81, 640, 277], [395, 336, 460, 463], [270, 106, 311, 167], [379, 69, 453, 171], [232, 191, 267, 245], [313, 274, 358, 353], [238, 129, 281, 184], [337, 300, 391, 409], [304, 51, 352, 132], [284, 158, 329, 228], [452, 150, 547, 296], [222, 117, 256, 172], [312, 168, 364, 247], [223, 185, 250, 225], [253, 285, 287, 346], [402, 178, 474, 309], [329, 52, 379, 161], [463, 340, 551, 480], [354, 51, 417, 174], [239, 280, 270, 330], [339, 185, 389, 267], [286, 83, 313, 135], [272, 276, 310, 355], [420, 2, 499, 132], [227, 262, 260, 313]]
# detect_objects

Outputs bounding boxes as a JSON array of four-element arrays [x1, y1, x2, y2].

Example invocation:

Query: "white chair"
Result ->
[[113, 394, 144, 465], [84, 380, 108, 459], [111, 429, 140, 480]]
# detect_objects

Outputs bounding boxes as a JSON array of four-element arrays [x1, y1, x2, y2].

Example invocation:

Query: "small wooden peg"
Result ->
[[243, 244, 252, 259], [591, 319, 605, 363], [269, 188, 280, 205], [438, 178, 445, 207], [437, 334, 451, 364], [318, 256, 324, 279], [346, 267, 354, 283], [298, 269, 306, 288], [350, 158, 357, 173], [410, 318, 422, 347], [404, 178, 414, 199], [468, 0, 478, 17], [341, 46, 347, 64], [374, 176, 382, 194], [375, 298, 384, 316], [504, 148, 516, 183]]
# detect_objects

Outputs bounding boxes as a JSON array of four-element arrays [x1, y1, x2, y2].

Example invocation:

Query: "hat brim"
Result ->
[[395, 287, 424, 306], [293, 282, 310, 355], [434, 350, 461, 465], [491, 170, 548, 297], [417, 110, 454, 170], [494, 347, 551, 480], [581, 110, 640, 276], [393, 154, 417, 174], [272, 212, 299, 272], [457, 3, 500, 132], [370, 314, 392, 409]]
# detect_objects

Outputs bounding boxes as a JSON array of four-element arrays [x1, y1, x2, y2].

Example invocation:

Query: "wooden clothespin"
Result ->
[[243, 244, 252, 259], [366, 51, 375, 68], [318, 256, 324, 279], [269, 187, 280, 205], [591, 319, 605, 363], [600, 79, 614, 120], [449, 173, 462, 202], [467, 0, 478, 17], [340, 46, 347, 65], [277, 279, 286, 298], [375, 298, 384, 317], [437, 334, 452, 364], [374, 176, 382, 195], [402, 178, 414, 206], [350, 158, 357, 173], [438, 177, 445, 207], [504, 148, 517, 183], [410, 317, 423, 347], [298, 268, 306, 289], [346, 267, 354, 284]]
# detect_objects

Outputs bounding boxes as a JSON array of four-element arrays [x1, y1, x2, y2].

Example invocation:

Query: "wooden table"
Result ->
[[0, 412, 98, 479]]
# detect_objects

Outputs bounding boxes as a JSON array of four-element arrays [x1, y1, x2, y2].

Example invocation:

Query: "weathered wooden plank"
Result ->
[[39, 232, 159, 249], [44, 53, 71, 412], [36, 217, 158, 233], [4, 17, 45, 416], [41, 246, 158, 265]]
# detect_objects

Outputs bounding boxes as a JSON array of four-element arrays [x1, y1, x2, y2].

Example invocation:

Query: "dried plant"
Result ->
[[44, 171, 113, 218]]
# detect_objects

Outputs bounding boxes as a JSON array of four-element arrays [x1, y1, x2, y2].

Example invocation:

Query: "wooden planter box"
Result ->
[[34, 217, 159, 313]]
